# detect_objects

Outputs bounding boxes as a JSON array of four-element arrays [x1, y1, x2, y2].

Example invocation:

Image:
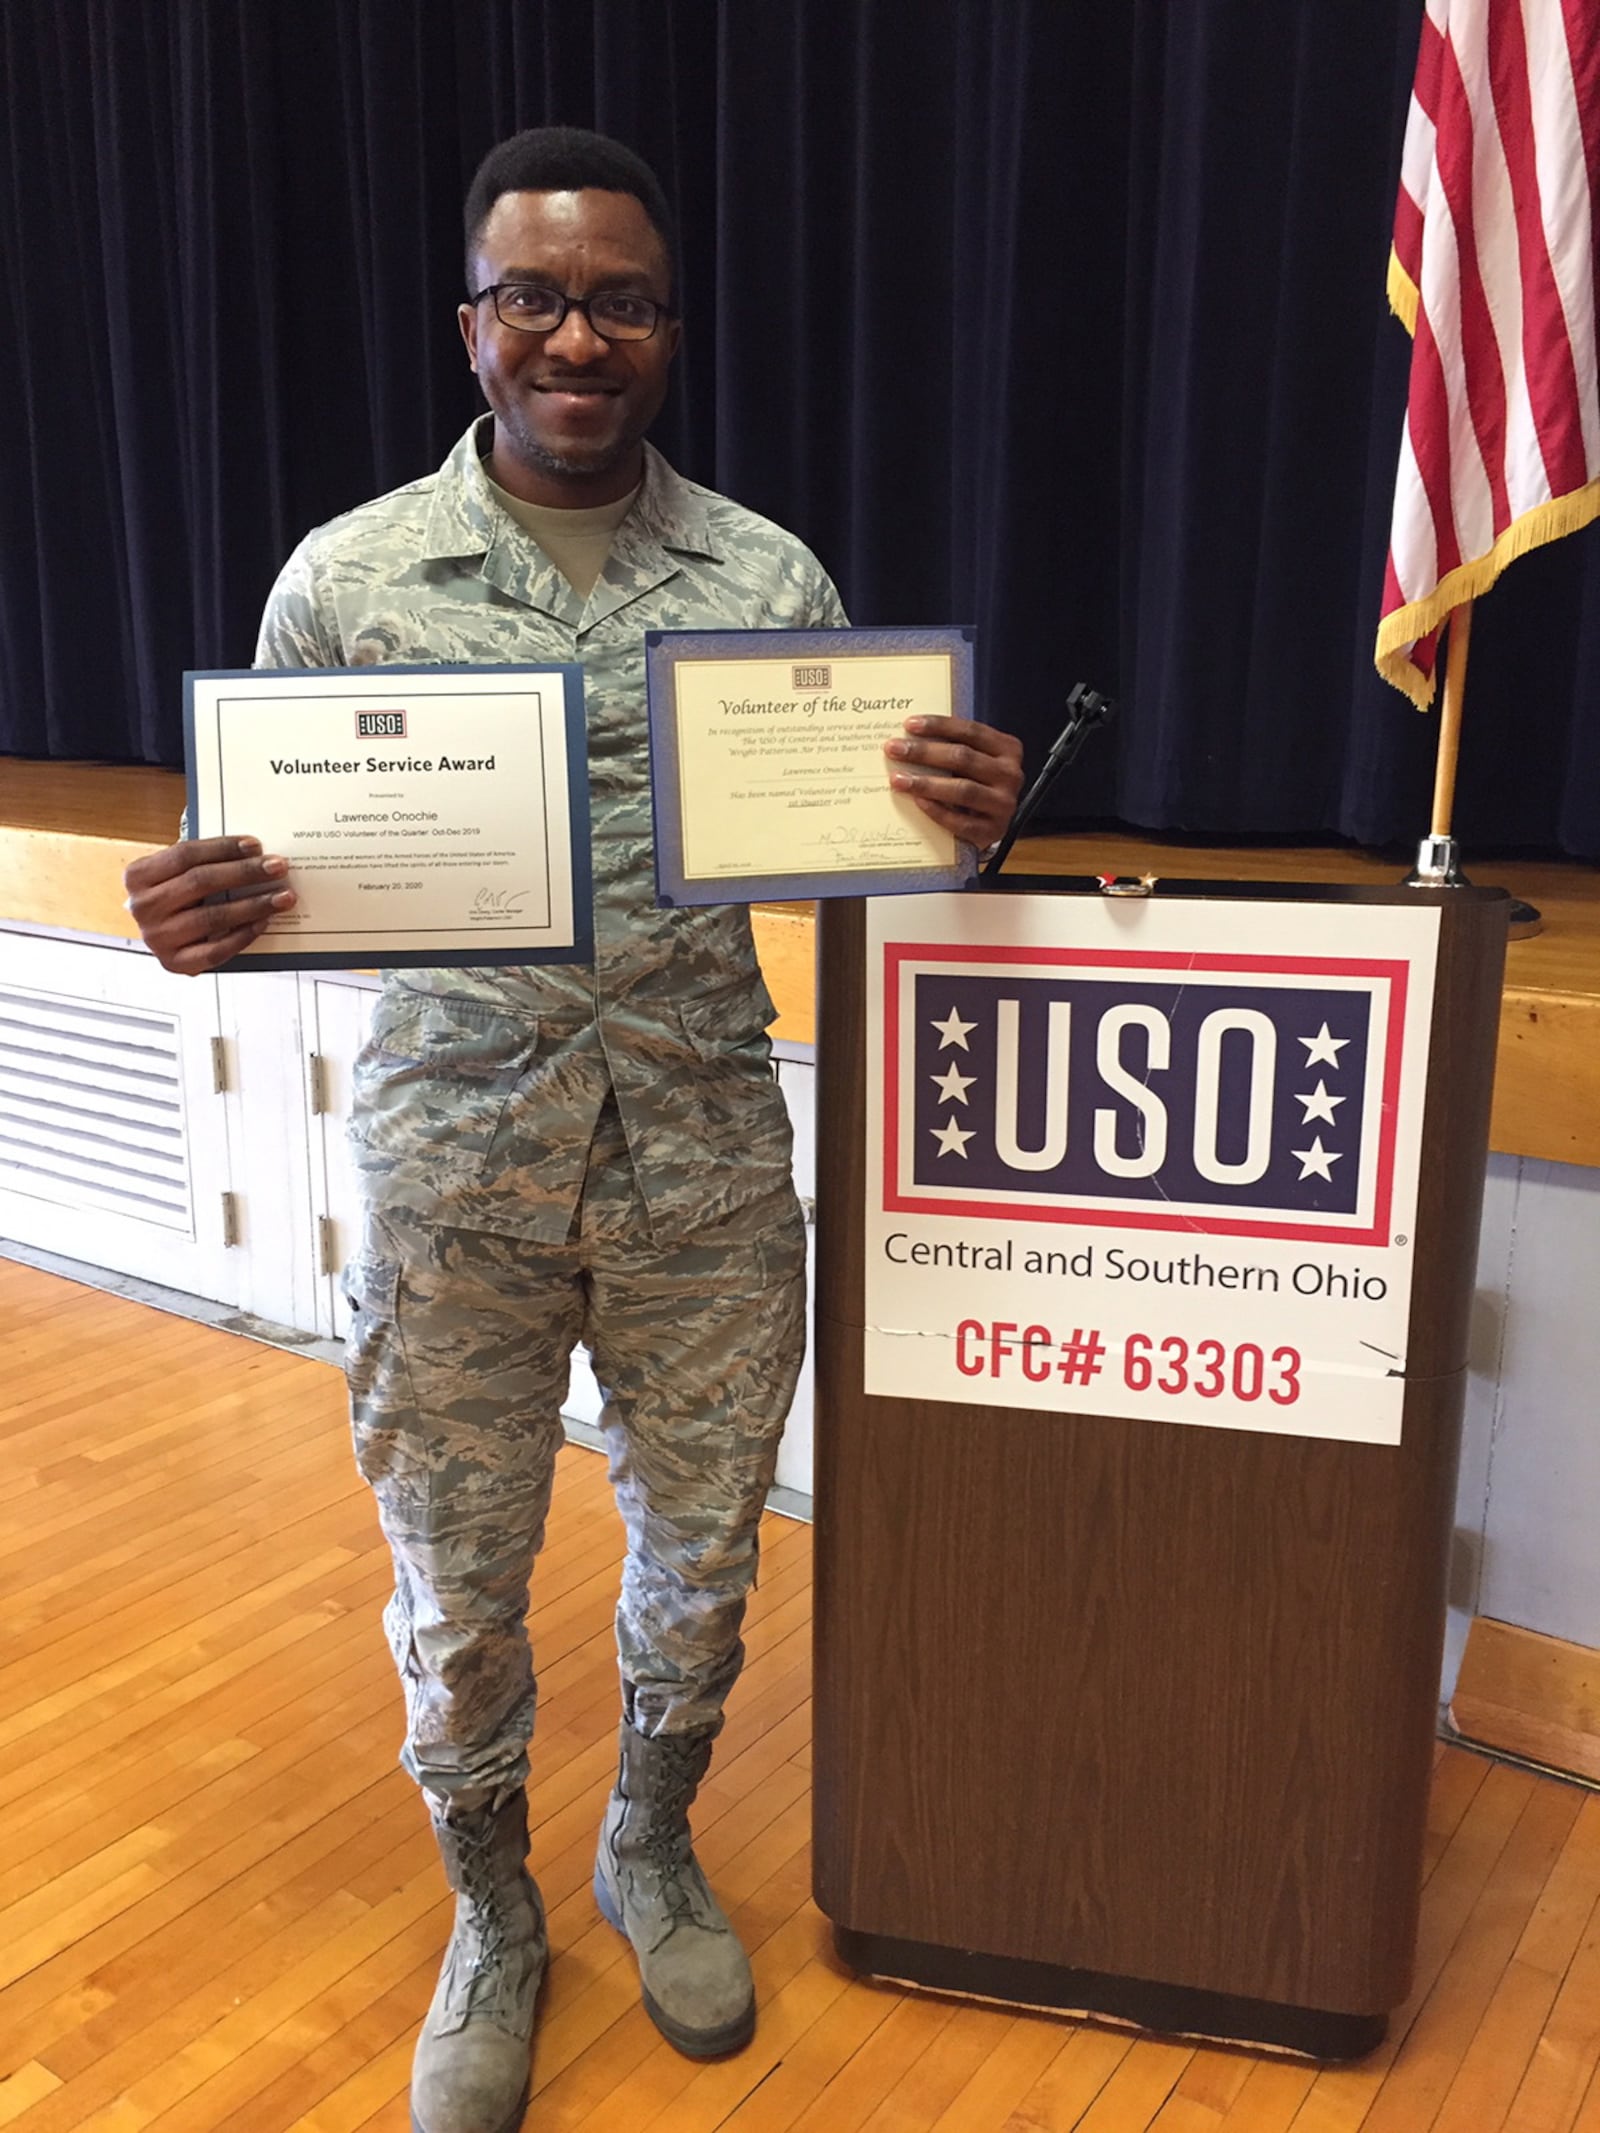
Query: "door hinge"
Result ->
[[317, 1215, 340, 1279], [307, 1052, 330, 1116], [209, 1035, 230, 1094], [220, 1190, 241, 1247]]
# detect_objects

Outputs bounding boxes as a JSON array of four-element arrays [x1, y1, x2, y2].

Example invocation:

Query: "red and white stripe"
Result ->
[[1377, 0, 1600, 707]]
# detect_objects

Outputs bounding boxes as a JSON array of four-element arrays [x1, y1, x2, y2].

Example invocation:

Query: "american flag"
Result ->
[[1376, 0, 1600, 708]]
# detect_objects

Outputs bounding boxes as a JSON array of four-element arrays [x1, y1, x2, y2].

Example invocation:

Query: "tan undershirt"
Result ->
[[483, 468, 641, 599]]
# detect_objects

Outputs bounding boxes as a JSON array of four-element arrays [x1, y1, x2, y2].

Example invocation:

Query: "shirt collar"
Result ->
[[421, 416, 722, 566]]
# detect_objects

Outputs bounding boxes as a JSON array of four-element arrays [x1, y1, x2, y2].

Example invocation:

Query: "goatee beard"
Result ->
[[509, 428, 638, 485]]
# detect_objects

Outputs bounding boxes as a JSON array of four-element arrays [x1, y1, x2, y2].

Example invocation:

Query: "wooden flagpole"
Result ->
[[1413, 596, 1540, 935], [1431, 602, 1471, 839]]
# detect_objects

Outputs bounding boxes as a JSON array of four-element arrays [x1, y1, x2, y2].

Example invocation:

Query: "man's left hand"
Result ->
[[885, 717, 1025, 851]]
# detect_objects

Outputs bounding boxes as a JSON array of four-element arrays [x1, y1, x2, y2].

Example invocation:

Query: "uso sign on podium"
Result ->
[[812, 879, 1506, 2059]]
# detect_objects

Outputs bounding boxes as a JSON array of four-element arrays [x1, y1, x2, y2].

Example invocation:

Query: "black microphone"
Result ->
[[981, 683, 1116, 880]]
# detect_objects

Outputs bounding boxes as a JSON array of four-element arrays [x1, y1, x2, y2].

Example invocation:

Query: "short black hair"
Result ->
[[462, 127, 678, 295]]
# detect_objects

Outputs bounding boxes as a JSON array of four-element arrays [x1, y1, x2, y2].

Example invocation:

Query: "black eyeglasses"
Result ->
[[470, 282, 673, 342]]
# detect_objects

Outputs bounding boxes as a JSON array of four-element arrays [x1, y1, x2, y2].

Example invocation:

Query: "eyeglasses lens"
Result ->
[[492, 287, 657, 341]]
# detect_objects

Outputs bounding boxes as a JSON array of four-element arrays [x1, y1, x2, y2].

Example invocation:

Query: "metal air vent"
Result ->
[[0, 984, 193, 1230]]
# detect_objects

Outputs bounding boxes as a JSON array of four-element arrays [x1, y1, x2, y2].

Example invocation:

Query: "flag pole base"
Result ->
[[1402, 837, 1542, 939]]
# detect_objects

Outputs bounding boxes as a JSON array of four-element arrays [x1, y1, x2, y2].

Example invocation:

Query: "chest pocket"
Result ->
[[350, 989, 540, 1169]]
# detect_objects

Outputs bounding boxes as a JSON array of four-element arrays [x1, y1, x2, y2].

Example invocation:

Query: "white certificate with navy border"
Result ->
[[645, 627, 980, 906], [184, 666, 591, 970]]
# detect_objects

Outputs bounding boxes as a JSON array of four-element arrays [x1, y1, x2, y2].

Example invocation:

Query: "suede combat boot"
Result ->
[[411, 1789, 547, 2133], [593, 1721, 756, 2057]]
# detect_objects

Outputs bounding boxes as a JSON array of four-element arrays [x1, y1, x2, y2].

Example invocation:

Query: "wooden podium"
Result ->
[[811, 879, 1508, 2060]]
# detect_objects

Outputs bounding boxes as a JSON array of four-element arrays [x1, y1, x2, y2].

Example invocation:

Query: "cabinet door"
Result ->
[[0, 932, 239, 1302], [772, 1053, 816, 1502], [214, 967, 320, 1332], [304, 975, 379, 1338]]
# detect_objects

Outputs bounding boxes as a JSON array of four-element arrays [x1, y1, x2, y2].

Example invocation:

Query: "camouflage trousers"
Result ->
[[343, 1102, 808, 1811]]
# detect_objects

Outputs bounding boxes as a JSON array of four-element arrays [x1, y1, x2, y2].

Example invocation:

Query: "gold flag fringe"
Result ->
[[1375, 478, 1600, 708], [1387, 246, 1420, 335]]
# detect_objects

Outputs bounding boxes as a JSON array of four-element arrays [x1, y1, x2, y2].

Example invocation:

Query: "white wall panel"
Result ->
[[1476, 1158, 1600, 1647]]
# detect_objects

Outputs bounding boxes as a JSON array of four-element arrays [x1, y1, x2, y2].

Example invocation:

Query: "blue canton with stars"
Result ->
[[908, 972, 1372, 1214]]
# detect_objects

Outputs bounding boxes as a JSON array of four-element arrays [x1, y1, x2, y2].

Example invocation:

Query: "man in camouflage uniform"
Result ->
[[126, 128, 1022, 2133]]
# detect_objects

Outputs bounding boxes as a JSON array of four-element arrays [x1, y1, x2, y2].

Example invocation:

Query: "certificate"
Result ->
[[184, 666, 591, 969], [645, 627, 979, 906]]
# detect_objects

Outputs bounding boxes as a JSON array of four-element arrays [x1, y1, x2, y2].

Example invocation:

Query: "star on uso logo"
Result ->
[[881, 944, 1411, 1244]]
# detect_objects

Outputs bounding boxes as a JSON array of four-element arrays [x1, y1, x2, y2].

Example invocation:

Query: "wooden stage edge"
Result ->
[[2, 757, 1598, 1169]]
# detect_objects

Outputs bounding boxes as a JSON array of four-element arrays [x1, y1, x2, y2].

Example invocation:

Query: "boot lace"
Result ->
[[441, 1812, 538, 2021], [632, 1742, 715, 1935], [458, 1822, 511, 1974]]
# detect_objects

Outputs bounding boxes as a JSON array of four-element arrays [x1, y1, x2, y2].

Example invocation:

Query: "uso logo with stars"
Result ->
[[880, 944, 1412, 1245]]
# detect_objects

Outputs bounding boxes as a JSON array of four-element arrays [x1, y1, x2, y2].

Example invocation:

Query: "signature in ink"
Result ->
[[472, 885, 532, 916]]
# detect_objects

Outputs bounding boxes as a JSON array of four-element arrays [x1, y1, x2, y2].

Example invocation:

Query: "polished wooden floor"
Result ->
[[3, 1258, 1600, 2133]]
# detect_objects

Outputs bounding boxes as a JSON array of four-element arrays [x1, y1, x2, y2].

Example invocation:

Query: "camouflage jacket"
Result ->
[[255, 417, 846, 1242]]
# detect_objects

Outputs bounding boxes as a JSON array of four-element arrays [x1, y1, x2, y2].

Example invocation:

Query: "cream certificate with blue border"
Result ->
[[646, 627, 978, 906]]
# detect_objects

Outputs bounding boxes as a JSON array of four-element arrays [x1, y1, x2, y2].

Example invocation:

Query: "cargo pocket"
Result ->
[[349, 988, 539, 1178], [343, 1234, 431, 1523]]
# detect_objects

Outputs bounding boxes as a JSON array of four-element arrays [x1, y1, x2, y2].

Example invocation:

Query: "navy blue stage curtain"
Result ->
[[2, 0, 1598, 854]]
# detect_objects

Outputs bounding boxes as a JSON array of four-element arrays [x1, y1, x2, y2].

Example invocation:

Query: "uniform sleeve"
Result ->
[[253, 534, 345, 669], [801, 553, 850, 630]]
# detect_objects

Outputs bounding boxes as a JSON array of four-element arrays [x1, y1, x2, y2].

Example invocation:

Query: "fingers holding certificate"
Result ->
[[645, 627, 987, 906], [184, 666, 591, 969]]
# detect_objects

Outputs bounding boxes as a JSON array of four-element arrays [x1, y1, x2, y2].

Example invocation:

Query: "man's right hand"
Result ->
[[123, 837, 296, 975]]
